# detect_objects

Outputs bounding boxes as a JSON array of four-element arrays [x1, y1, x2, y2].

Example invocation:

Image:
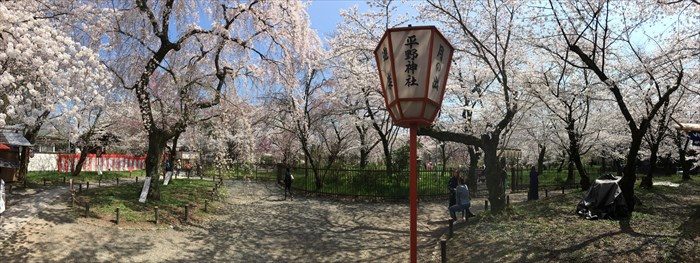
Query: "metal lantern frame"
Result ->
[[373, 25, 455, 128]]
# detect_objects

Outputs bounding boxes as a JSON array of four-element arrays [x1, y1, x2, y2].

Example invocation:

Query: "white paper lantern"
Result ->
[[374, 26, 454, 127]]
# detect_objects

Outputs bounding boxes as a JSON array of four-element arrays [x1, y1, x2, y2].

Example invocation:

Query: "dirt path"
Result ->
[[0, 180, 534, 262], [0, 186, 68, 242]]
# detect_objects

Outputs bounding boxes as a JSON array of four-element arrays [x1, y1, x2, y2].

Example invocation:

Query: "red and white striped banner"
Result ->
[[57, 154, 146, 172]]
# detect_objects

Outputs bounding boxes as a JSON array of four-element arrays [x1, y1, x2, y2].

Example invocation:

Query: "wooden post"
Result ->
[[545, 188, 548, 197], [484, 200, 489, 211], [136, 177, 138, 183], [63, 177, 66, 184], [184, 205, 189, 223], [440, 239, 447, 263], [448, 219, 454, 237], [5, 185, 10, 207], [116, 177, 119, 186], [84, 203, 90, 217], [115, 208, 120, 224], [43, 178, 46, 186], [154, 206, 159, 224], [562, 186, 565, 195], [86, 181, 89, 190], [78, 183, 82, 193], [507, 195, 510, 205]]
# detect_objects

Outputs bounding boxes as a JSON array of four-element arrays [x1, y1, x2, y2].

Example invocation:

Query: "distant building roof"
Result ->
[[0, 131, 32, 147]]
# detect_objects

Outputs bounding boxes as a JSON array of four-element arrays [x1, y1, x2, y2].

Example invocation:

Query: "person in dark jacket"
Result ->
[[448, 170, 459, 208], [284, 167, 293, 200], [528, 166, 539, 200], [449, 178, 474, 220]]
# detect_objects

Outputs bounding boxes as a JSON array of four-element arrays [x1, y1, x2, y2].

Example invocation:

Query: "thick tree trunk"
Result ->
[[566, 159, 574, 185], [640, 144, 659, 188], [17, 112, 49, 183], [146, 132, 168, 200], [573, 154, 591, 190], [18, 129, 40, 183], [481, 135, 506, 212], [381, 138, 393, 180], [356, 125, 369, 169], [300, 139, 321, 190], [567, 134, 591, 190], [467, 146, 479, 195], [537, 144, 546, 174], [440, 143, 448, 176], [169, 132, 180, 166], [18, 146, 31, 183], [676, 133, 691, 181], [619, 135, 643, 212], [71, 146, 91, 177], [557, 150, 566, 173], [359, 149, 369, 170]]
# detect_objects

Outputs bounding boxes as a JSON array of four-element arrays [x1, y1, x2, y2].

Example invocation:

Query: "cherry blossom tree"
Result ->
[[525, 52, 612, 190], [539, 0, 697, 212], [98, 0, 320, 199], [328, 0, 408, 174], [639, 89, 686, 188], [0, 3, 110, 181], [416, 0, 528, 211]]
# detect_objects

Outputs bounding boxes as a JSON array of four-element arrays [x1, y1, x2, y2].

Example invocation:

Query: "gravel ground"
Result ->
[[1, 179, 522, 262]]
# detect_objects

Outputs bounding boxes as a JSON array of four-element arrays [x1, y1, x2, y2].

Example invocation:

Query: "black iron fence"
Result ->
[[205, 163, 604, 199]]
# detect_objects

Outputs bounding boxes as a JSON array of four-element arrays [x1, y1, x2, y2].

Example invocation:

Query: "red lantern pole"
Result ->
[[409, 124, 418, 263]]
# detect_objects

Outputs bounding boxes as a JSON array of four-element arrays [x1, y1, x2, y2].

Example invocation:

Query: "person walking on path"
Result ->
[[449, 178, 474, 221], [448, 170, 459, 208], [284, 168, 294, 200], [528, 166, 539, 200]]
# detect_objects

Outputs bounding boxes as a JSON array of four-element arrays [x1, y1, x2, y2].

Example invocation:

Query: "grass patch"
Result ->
[[26, 170, 145, 187], [74, 178, 224, 225], [446, 176, 699, 262]]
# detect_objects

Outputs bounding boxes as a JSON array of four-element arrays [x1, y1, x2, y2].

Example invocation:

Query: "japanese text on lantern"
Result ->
[[404, 35, 419, 87], [432, 45, 445, 90], [382, 47, 393, 91]]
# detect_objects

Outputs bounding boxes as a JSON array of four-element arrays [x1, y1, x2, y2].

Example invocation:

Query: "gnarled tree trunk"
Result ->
[[71, 146, 92, 177], [481, 134, 506, 212], [467, 146, 480, 196], [640, 143, 659, 188], [145, 132, 169, 200]]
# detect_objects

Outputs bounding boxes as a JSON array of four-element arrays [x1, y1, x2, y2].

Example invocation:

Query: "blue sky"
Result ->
[[308, 0, 370, 39]]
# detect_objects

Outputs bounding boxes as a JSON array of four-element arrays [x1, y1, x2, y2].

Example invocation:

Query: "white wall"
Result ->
[[28, 153, 58, 171]]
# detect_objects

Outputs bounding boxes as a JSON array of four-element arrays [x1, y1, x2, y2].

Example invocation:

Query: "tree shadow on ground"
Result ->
[[177, 180, 444, 262], [0, 203, 155, 262]]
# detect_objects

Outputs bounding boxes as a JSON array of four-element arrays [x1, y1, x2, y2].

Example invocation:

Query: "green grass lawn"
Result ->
[[444, 175, 699, 262], [73, 178, 224, 225]]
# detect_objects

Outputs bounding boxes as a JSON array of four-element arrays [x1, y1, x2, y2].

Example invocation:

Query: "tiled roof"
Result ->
[[0, 132, 32, 147]]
